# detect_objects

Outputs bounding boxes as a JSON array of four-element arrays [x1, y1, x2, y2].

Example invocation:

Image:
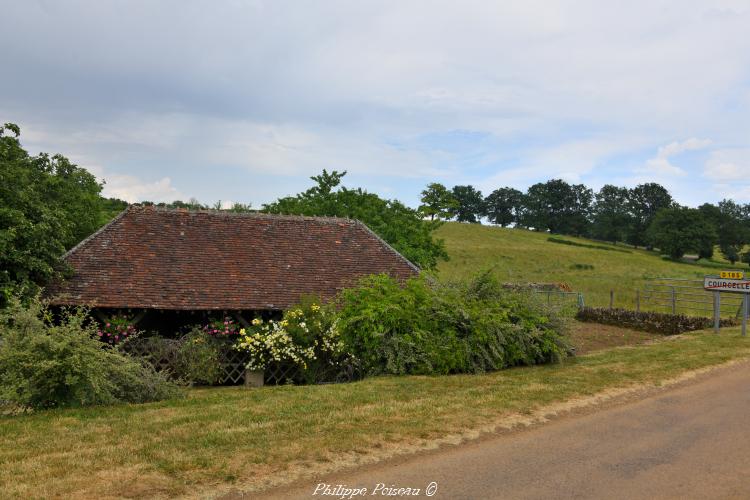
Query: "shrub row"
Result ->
[[335, 273, 571, 376], [575, 307, 738, 335], [547, 236, 632, 253]]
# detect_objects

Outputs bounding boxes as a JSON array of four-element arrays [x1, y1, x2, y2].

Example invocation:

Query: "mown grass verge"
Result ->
[[2, 328, 750, 498]]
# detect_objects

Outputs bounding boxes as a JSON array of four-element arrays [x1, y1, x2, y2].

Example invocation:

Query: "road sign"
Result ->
[[704, 277, 750, 293], [720, 271, 745, 280]]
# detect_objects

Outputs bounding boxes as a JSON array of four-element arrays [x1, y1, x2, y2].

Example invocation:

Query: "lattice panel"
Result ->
[[123, 337, 363, 386]]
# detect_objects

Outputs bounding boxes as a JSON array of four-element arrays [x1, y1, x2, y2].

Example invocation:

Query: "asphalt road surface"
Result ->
[[262, 361, 750, 499]]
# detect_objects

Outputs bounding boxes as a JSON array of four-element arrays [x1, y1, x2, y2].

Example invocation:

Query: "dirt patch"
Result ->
[[567, 321, 661, 354]]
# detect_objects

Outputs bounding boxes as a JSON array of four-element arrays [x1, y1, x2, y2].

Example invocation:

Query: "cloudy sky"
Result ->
[[2, 0, 750, 208]]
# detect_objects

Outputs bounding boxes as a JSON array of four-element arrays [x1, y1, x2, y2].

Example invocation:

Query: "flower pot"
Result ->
[[244, 369, 264, 388]]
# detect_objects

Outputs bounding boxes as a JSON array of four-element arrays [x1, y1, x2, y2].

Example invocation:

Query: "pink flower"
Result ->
[[97, 332, 103, 337], [106, 323, 111, 327]]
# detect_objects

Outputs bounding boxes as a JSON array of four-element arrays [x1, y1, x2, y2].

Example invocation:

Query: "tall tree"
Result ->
[[418, 183, 458, 221], [700, 200, 749, 264], [0, 123, 118, 305], [626, 183, 674, 248], [520, 179, 592, 236], [451, 185, 485, 223], [484, 187, 523, 227], [591, 185, 631, 243], [646, 207, 717, 260], [263, 170, 448, 270]]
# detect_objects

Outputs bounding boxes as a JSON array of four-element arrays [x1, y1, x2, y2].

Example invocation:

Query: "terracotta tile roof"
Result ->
[[47, 205, 419, 310]]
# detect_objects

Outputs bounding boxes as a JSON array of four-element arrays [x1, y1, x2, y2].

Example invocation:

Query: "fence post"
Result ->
[[577, 292, 584, 309], [609, 290, 614, 310], [671, 286, 676, 314], [713, 291, 720, 334], [636, 290, 640, 313], [743, 294, 748, 338]]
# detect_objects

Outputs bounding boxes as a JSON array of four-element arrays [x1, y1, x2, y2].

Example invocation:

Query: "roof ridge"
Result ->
[[134, 204, 357, 224]]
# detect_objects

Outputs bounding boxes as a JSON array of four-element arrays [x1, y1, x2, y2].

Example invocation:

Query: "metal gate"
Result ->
[[643, 277, 745, 318]]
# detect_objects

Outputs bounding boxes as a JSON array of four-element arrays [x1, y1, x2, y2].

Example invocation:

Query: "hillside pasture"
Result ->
[[435, 222, 748, 310]]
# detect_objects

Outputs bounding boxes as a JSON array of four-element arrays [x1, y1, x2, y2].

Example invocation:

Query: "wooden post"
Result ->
[[635, 290, 640, 313], [609, 290, 614, 310], [671, 287, 677, 314], [742, 294, 748, 338]]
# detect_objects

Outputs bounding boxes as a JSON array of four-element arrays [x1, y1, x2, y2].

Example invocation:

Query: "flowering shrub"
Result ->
[[97, 313, 137, 345], [204, 315, 241, 336], [234, 300, 353, 379]]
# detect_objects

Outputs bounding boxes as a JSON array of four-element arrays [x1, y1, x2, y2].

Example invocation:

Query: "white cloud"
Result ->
[[101, 175, 184, 203], [642, 137, 712, 176], [2, 2, 750, 205], [703, 149, 750, 181]]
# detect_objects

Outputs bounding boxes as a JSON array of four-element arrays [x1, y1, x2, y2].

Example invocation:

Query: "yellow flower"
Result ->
[[239, 328, 246, 335], [251, 318, 262, 326], [311, 304, 320, 312]]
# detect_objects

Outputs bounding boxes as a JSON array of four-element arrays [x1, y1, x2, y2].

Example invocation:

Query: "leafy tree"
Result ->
[[451, 185, 485, 223], [626, 183, 673, 248], [418, 183, 458, 221], [717, 200, 749, 264], [646, 207, 717, 260], [0, 123, 119, 305], [484, 187, 524, 227], [591, 185, 631, 243], [263, 170, 448, 270], [520, 179, 592, 236]]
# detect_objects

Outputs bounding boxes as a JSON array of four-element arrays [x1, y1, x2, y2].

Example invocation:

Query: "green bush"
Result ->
[[176, 327, 224, 385], [0, 298, 182, 410], [575, 307, 738, 335], [335, 272, 570, 376]]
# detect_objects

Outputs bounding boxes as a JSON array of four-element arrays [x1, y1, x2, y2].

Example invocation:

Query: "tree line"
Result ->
[[419, 180, 750, 263]]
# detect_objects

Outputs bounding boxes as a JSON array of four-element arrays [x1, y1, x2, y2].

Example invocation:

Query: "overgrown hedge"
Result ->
[[575, 307, 738, 335], [336, 272, 571, 375], [0, 298, 183, 410]]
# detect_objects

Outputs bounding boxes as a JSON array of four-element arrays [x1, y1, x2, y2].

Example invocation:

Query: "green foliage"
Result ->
[[0, 298, 182, 410], [520, 179, 592, 236], [646, 207, 717, 259], [576, 307, 737, 335], [591, 184, 631, 243], [0, 123, 128, 306], [177, 327, 224, 385], [626, 183, 673, 247], [335, 273, 570, 376], [484, 187, 524, 227], [263, 170, 447, 270], [418, 182, 459, 221], [451, 185, 485, 223]]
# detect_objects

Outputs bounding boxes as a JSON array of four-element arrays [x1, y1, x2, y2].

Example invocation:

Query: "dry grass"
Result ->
[[434, 222, 748, 309], [2, 328, 750, 498]]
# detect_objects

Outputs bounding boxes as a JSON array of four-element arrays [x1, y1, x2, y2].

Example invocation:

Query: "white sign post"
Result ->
[[704, 276, 750, 337]]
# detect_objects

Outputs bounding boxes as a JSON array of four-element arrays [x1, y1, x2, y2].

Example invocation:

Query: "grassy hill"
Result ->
[[434, 222, 749, 311]]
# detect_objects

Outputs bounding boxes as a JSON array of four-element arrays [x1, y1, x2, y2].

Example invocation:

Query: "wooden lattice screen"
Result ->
[[123, 337, 362, 386]]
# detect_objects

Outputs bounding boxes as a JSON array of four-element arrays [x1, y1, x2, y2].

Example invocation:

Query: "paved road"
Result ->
[[263, 361, 750, 499]]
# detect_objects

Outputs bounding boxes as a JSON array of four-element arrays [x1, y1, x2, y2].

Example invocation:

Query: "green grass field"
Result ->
[[435, 222, 749, 310], [2, 329, 749, 498]]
